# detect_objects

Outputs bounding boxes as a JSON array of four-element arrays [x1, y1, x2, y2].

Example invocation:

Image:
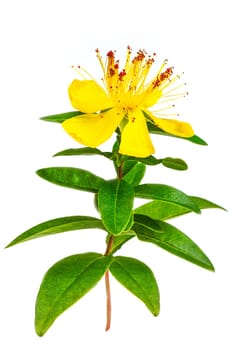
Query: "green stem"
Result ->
[[104, 235, 114, 331]]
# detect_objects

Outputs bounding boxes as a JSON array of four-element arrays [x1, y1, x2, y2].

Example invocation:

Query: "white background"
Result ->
[[0, 0, 232, 349]]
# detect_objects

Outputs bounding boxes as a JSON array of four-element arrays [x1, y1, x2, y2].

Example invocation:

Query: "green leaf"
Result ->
[[6, 216, 105, 248], [133, 214, 214, 271], [123, 162, 146, 186], [36, 167, 105, 193], [123, 212, 134, 231], [122, 160, 138, 175], [134, 184, 200, 213], [110, 256, 160, 316], [53, 147, 112, 159], [162, 157, 188, 171], [40, 111, 84, 123], [106, 233, 135, 254], [35, 252, 113, 336], [190, 196, 226, 211], [134, 196, 225, 221], [147, 121, 208, 145], [123, 155, 162, 166], [135, 200, 190, 220], [98, 179, 134, 235], [188, 135, 208, 146]]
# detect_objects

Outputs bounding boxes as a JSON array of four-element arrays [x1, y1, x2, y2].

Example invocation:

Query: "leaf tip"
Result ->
[[4, 238, 18, 248], [152, 309, 160, 317], [208, 262, 215, 272], [36, 168, 43, 176], [39, 116, 52, 122], [35, 325, 46, 337]]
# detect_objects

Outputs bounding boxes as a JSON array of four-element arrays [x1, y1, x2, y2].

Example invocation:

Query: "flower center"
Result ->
[[96, 47, 175, 112]]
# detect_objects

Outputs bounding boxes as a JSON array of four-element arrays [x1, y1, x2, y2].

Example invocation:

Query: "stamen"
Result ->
[[162, 83, 187, 96], [155, 59, 169, 77], [152, 111, 180, 117], [96, 48, 105, 73], [94, 47, 188, 113], [119, 69, 126, 81], [71, 65, 87, 79], [161, 72, 184, 90], [153, 104, 175, 112], [71, 65, 96, 81], [155, 97, 186, 104], [79, 65, 96, 80], [162, 92, 188, 98], [152, 66, 173, 88], [109, 68, 116, 77]]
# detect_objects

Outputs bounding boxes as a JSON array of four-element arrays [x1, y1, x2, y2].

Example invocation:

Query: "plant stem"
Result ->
[[104, 157, 122, 331], [104, 235, 114, 331], [117, 161, 124, 180], [105, 270, 111, 331]]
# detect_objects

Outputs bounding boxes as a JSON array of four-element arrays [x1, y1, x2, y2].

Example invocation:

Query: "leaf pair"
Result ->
[[41, 110, 207, 146], [97, 180, 201, 236], [35, 166, 202, 237], [55, 146, 188, 171], [35, 253, 159, 336]]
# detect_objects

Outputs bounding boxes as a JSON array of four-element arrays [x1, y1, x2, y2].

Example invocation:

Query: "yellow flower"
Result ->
[[63, 47, 194, 157]]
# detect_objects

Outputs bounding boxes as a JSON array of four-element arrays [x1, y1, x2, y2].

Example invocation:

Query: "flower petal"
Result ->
[[148, 112, 194, 137], [140, 89, 162, 108], [62, 109, 123, 148], [119, 109, 155, 157], [68, 80, 113, 113]]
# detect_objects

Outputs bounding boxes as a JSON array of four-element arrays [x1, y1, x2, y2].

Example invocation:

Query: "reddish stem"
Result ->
[[104, 158, 122, 331], [117, 161, 124, 180], [105, 270, 111, 331], [104, 235, 114, 331]]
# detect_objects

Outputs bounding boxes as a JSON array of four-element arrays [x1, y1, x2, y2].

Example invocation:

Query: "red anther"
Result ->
[[153, 67, 173, 87], [77, 65, 81, 69], [109, 68, 115, 77], [127, 45, 132, 51], [132, 49, 146, 63], [152, 79, 160, 88], [147, 58, 154, 65], [95, 48, 99, 53], [119, 69, 126, 81], [114, 63, 119, 69], [107, 50, 115, 58]]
